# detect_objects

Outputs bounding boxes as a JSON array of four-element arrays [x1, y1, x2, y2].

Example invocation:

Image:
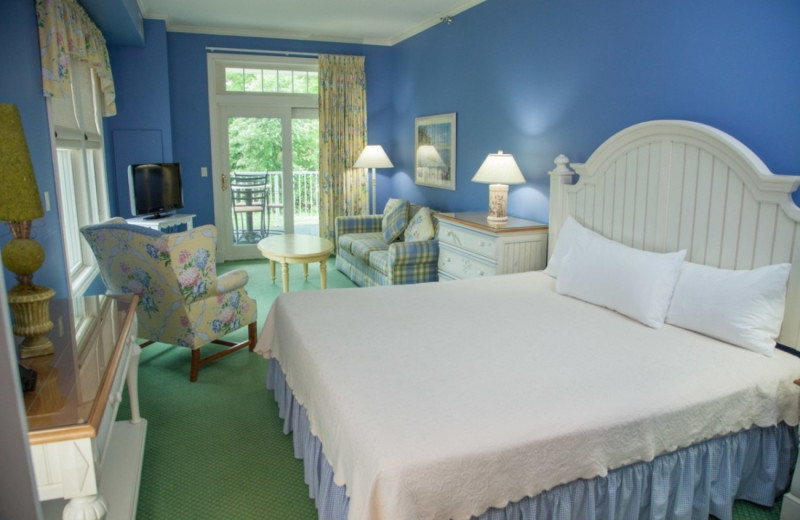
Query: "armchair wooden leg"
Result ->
[[188, 321, 258, 382], [190, 349, 200, 382], [248, 321, 257, 351]]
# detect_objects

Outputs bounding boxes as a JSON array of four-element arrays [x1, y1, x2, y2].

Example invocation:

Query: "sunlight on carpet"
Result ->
[[117, 256, 785, 519]]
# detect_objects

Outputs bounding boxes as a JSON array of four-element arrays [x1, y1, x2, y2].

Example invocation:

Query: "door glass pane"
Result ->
[[227, 116, 284, 243], [292, 117, 319, 236]]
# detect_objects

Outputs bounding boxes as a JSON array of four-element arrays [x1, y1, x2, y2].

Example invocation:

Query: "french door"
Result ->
[[212, 106, 319, 260], [207, 52, 319, 261]]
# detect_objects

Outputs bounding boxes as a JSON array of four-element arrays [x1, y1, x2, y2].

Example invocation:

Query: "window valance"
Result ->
[[36, 0, 116, 117]]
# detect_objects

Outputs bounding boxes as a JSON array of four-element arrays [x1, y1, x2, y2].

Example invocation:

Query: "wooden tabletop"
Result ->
[[257, 234, 334, 261]]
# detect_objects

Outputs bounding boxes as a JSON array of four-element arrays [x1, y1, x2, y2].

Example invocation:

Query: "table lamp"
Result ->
[[354, 145, 393, 214], [0, 104, 55, 359], [471, 150, 526, 224]]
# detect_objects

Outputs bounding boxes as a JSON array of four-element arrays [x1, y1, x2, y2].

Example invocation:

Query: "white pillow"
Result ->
[[543, 216, 601, 278], [666, 262, 791, 356], [556, 232, 686, 328]]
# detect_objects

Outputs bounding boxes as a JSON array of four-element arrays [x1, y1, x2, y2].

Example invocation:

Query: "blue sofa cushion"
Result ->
[[339, 232, 383, 255], [382, 198, 409, 243], [351, 236, 389, 262]]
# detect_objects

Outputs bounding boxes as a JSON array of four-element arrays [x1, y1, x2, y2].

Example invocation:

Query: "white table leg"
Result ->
[[63, 494, 108, 520], [282, 262, 290, 293], [127, 342, 142, 424], [320, 260, 328, 289]]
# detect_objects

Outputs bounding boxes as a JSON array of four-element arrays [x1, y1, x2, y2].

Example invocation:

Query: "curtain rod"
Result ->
[[206, 47, 319, 58]]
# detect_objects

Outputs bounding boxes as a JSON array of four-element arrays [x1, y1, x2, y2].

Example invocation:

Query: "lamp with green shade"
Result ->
[[0, 104, 55, 359]]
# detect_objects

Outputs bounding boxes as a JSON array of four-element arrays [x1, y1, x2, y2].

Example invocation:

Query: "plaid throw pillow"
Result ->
[[382, 198, 410, 243], [404, 207, 435, 242]]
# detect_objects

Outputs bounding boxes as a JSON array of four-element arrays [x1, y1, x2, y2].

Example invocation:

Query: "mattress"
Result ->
[[255, 272, 800, 520]]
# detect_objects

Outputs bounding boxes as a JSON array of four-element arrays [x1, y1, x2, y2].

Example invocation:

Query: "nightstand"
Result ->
[[436, 212, 548, 281]]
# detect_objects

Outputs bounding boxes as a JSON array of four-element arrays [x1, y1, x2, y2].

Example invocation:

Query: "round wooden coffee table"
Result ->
[[257, 234, 335, 293]]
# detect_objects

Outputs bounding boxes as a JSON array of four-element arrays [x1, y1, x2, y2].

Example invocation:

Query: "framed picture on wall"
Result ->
[[415, 113, 456, 190]]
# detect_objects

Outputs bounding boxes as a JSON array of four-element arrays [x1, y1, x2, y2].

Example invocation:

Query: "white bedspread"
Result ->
[[255, 272, 800, 520]]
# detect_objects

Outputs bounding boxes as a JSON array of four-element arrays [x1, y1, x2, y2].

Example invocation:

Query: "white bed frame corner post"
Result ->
[[548, 154, 575, 259]]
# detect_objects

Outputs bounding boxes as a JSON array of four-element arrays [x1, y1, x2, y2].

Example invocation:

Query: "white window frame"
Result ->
[[48, 63, 110, 297]]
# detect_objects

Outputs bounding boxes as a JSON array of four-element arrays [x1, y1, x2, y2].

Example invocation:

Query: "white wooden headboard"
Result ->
[[548, 120, 800, 349]]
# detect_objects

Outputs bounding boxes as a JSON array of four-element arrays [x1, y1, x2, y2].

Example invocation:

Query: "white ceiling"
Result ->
[[138, 0, 486, 46]]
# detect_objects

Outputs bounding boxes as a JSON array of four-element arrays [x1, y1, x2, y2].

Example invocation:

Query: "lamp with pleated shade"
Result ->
[[471, 150, 526, 224]]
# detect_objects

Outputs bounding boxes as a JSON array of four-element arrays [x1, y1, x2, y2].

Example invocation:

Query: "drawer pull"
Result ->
[[446, 230, 462, 246]]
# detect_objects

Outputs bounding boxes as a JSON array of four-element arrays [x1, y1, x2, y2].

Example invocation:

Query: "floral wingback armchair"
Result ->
[[81, 218, 258, 381]]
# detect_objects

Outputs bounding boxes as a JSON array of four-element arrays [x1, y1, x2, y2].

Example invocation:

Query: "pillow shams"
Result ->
[[544, 216, 601, 278], [556, 233, 686, 328], [666, 262, 791, 356], [404, 207, 435, 242]]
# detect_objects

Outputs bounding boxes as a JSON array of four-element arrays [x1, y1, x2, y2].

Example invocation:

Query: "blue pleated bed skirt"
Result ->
[[267, 359, 798, 520]]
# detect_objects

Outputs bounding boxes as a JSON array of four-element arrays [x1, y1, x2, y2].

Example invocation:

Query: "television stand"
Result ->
[[143, 212, 173, 220], [127, 213, 195, 232]]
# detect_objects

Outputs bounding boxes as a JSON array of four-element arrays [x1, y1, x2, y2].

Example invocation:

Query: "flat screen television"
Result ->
[[128, 162, 184, 219]]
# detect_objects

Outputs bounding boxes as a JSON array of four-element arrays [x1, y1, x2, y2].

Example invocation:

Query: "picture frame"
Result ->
[[414, 113, 456, 190]]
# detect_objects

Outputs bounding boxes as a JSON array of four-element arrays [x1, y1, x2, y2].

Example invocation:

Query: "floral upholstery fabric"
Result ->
[[36, 0, 116, 116], [81, 219, 257, 349]]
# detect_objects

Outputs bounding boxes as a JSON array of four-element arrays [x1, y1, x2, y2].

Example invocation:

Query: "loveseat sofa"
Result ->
[[335, 199, 439, 287]]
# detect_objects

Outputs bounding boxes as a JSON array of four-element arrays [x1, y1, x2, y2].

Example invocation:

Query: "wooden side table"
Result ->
[[437, 212, 548, 280], [257, 234, 335, 292]]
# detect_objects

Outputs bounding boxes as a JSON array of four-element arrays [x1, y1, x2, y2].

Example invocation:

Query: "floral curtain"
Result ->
[[36, 0, 116, 116], [318, 54, 367, 240]]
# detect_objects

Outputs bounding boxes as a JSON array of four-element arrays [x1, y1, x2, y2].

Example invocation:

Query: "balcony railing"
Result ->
[[230, 170, 319, 242]]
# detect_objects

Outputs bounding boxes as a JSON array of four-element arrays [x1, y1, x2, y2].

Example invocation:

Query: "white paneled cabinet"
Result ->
[[24, 295, 146, 520], [437, 212, 548, 281]]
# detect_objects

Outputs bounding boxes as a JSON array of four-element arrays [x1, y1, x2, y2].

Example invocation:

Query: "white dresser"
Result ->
[[437, 212, 548, 281], [24, 295, 146, 520]]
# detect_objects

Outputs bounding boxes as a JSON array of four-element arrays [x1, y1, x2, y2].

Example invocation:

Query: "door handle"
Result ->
[[221, 172, 228, 191]]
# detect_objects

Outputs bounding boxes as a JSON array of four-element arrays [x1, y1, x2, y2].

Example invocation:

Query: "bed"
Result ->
[[255, 120, 800, 520]]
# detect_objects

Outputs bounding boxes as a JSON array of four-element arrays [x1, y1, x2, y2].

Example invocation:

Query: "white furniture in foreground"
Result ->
[[24, 295, 146, 520], [257, 234, 335, 292], [126, 212, 195, 232], [437, 212, 548, 280]]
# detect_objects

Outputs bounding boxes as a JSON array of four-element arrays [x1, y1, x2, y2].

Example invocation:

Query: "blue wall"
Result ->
[[3, 0, 800, 297], [0, 0, 70, 297], [107, 19, 175, 217], [389, 0, 800, 222], [161, 32, 393, 226]]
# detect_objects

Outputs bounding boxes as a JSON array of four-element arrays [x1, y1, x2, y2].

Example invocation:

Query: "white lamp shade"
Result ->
[[471, 150, 525, 185], [416, 144, 445, 167], [354, 145, 393, 169]]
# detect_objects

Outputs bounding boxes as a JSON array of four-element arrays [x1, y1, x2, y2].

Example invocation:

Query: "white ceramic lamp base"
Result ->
[[486, 183, 509, 223]]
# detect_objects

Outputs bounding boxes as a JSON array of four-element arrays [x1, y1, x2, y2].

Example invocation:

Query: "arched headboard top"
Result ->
[[548, 119, 800, 348]]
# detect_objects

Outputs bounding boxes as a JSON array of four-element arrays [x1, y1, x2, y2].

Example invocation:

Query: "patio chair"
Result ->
[[231, 172, 269, 242], [81, 218, 258, 381]]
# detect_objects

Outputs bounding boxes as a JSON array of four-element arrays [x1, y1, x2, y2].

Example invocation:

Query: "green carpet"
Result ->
[[118, 257, 784, 519]]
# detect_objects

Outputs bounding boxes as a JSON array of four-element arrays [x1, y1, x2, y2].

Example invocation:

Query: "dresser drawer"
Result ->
[[439, 223, 497, 260], [438, 244, 496, 279]]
